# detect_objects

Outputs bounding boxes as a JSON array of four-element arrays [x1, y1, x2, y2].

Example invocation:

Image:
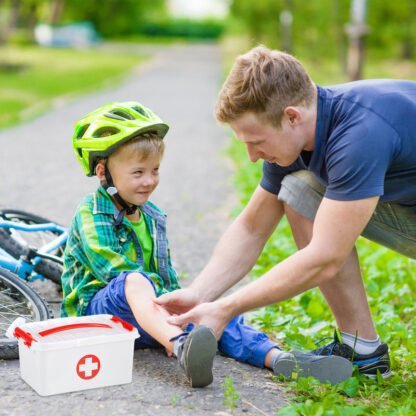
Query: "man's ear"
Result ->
[[95, 161, 106, 180], [283, 106, 302, 126]]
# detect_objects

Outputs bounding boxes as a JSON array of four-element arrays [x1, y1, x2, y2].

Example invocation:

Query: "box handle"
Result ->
[[14, 327, 38, 347], [111, 315, 134, 331], [38, 323, 112, 337]]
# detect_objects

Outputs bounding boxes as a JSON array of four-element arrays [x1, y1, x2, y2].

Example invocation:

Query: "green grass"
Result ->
[[0, 45, 143, 129], [223, 38, 416, 415]]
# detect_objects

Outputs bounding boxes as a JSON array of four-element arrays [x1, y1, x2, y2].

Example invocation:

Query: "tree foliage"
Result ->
[[59, 0, 167, 37], [228, 0, 416, 60], [0, 0, 168, 42]]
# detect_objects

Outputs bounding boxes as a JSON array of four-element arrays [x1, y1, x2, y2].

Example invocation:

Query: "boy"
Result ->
[[61, 101, 352, 387]]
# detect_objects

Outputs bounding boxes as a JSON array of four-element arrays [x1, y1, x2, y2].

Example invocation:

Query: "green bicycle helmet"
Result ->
[[73, 101, 169, 224], [73, 101, 169, 176]]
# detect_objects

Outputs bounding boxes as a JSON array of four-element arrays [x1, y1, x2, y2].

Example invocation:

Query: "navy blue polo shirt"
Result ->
[[260, 80, 416, 209]]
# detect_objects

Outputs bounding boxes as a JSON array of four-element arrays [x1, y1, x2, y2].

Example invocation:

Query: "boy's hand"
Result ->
[[153, 288, 200, 315]]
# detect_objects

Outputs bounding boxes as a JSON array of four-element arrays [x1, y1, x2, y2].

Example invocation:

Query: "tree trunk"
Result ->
[[280, 0, 293, 54], [332, 0, 347, 75], [9, 0, 20, 31], [345, 0, 369, 81], [50, 0, 65, 25], [402, 0, 415, 59], [27, 2, 38, 42]]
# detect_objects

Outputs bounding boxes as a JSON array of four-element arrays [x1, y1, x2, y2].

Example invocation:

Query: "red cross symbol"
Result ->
[[76, 354, 100, 380]]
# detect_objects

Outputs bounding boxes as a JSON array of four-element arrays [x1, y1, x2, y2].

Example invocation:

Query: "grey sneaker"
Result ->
[[176, 325, 217, 387], [273, 350, 353, 385]]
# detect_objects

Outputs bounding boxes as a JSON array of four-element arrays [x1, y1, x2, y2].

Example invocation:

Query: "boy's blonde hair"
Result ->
[[95, 132, 164, 173], [113, 132, 165, 161], [215, 45, 316, 127]]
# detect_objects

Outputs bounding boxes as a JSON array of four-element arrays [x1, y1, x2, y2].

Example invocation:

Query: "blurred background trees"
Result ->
[[0, 0, 415, 80], [0, 0, 223, 44], [228, 0, 415, 80], [0, 0, 414, 59]]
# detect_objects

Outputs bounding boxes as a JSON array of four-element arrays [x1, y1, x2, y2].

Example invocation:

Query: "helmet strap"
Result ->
[[102, 165, 138, 225]]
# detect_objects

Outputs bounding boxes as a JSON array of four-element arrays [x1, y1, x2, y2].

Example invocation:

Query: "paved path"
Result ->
[[0, 43, 286, 415]]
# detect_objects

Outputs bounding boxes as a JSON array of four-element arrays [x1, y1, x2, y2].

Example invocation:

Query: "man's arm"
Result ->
[[167, 196, 379, 337], [154, 186, 284, 313]]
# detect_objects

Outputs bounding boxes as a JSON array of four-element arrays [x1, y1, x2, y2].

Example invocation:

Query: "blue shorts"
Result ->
[[86, 271, 276, 368]]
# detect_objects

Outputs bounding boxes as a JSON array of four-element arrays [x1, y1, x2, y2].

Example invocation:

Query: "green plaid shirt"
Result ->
[[61, 186, 180, 317]]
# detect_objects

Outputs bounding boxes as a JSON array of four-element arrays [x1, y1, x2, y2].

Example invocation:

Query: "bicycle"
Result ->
[[0, 209, 68, 359]]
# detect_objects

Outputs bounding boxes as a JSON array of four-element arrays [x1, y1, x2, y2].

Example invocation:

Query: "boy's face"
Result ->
[[106, 146, 161, 207]]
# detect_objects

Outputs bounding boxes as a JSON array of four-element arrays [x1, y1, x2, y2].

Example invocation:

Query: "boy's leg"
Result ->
[[125, 272, 217, 387], [87, 271, 217, 387], [218, 315, 276, 368], [86, 272, 161, 349], [218, 315, 352, 384], [124, 272, 183, 352]]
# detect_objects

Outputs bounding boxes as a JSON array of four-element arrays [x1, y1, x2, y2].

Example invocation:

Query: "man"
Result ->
[[155, 45, 416, 378]]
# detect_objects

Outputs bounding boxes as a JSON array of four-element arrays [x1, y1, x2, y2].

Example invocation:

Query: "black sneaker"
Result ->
[[176, 325, 217, 388], [273, 350, 353, 385], [312, 330, 391, 379]]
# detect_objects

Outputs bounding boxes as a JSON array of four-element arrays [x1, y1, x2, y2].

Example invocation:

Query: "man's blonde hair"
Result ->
[[215, 45, 316, 127]]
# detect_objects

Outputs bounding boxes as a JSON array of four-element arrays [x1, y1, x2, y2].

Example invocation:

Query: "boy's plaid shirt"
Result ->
[[61, 186, 180, 317]]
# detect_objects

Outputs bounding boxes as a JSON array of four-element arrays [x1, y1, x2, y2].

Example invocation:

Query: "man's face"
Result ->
[[107, 147, 161, 207], [228, 112, 307, 167]]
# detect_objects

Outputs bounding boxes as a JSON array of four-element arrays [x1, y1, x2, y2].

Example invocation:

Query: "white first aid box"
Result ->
[[14, 314, 139, 396]]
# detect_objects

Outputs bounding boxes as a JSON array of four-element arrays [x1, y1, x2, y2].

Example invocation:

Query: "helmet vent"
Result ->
[[131, 105, 148, 118], [110, 110, 135, 120], [76, 124, 90, 139], [93, 127, 120, 137]]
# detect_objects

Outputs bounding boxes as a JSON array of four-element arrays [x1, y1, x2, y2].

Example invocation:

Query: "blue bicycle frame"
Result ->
[[0, 221, 68, 281]]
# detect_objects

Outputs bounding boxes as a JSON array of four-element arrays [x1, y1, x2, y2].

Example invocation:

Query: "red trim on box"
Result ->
[[14, 327, 38, 347], [38, 323, 112, 337], [110, 315, 134, 331]]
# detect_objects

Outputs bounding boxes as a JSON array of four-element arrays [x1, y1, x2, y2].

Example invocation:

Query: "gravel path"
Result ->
[[0, 43, 286, 415]]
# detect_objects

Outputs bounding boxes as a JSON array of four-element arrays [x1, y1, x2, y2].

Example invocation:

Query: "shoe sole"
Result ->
[[274, 355, 353, 385], [184, 326, 217, 388], [363, 370, 392, 379]]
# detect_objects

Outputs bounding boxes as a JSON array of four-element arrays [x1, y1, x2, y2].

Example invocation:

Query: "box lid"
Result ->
[[14, 314, 139, 351]]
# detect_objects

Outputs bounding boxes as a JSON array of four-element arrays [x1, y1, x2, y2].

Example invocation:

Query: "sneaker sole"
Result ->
[[184, 326, 217, 388], [363, 370, 392, 379], [274, 355, 353, 385], [357, 356, 392, 380]]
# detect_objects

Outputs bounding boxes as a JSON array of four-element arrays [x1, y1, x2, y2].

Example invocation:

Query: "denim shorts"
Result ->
[[278, 170, 416, 259]]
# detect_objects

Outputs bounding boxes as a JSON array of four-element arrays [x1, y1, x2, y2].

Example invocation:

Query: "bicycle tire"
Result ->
[[0, 267, 53, 360], [0, 209, 64, 285]]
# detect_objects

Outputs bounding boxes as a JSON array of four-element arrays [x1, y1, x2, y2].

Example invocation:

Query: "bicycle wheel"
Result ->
[[0, 267, 53, 359], [0, 209, 64, 285]]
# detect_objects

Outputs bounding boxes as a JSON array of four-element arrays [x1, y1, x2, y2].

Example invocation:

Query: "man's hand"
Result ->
[[153, 287, 200, 315], [166, 300, 231, 340]]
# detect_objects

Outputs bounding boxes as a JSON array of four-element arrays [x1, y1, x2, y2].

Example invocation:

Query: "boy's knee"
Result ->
[[124, 272, 156, 295]]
